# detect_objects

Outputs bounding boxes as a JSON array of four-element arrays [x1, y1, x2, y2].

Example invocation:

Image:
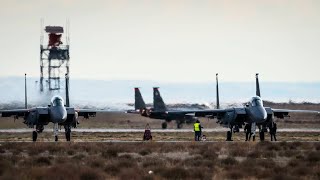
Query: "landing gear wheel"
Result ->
[[32, 131, 38, 142], [65, 130, 71, 141], [55, 136, 58, 142], [259, 131, 265, 141], [226, 131, 233, 141], [161, 122, 167, 129], [177, 123, 183, 129]]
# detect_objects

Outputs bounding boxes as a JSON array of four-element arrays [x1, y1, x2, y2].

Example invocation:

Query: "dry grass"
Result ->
[[0, 142, 319, 179], [0, 131, 319, 142]]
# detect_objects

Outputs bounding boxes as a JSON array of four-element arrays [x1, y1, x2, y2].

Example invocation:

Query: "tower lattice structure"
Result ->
[[40, 22, 70, 92]]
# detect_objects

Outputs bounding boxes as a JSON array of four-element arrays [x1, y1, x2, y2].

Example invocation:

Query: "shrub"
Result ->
[[264, 143, 281, 151], [292, 166, 310, 176], [270, 173, 299, 180], [44, 164, 76, 180], [247, 150, 261, 158], [139, 149, 151, 156], [306, 151, 320, 163], [104, 164, 120, 176], [80, 167, 104, 180], [157, 167, 189, 179], [117, 159, 136, 168], [202, 150, 218, 160], [67, 149, 75, 155], [288, 159, 300, 167], [0, 160, 12, 175], [183, 158, 214, 168], [220, 157, 237, 166], [72, 153, 86, 160], [142, 158, 165, 168], [88, 158, 105, 169], [118, 154, 133, 160], [224, 169, 245, 179], [55, 157, 67, 164], [118, 168, 143, 180], [34, 157, 51, 166], [102, 149, 118, 159]]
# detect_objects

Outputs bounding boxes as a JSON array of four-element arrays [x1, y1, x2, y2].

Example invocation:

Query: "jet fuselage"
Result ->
[[49, 96, 67, 123], [246, 96, 267, 124]]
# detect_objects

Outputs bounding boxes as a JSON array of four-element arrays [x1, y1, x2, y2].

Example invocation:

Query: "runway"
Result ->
[[0, 128, 320, 133]]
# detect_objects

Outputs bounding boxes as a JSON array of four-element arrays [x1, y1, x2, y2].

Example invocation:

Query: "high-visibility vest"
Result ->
[[194, 123, 200, 131]]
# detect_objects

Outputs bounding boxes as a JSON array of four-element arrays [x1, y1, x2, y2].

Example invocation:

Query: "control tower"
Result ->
[[40, 22, 70, 92]]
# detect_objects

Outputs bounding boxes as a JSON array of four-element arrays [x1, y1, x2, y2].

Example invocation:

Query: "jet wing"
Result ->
[[0, 108, 38, 117], [271, 108, 320, 119], [70, 108, 97, 118], [73, 108, 116, 118], [167, 109, 229, 117], [0, 109, 30, 117]]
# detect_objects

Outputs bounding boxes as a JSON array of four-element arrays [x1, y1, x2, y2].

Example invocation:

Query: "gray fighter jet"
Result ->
[[0, 74, 99, 142], [127, 87, 197, 129], [151, 87, 198, 128], [167, 73, 320, 141]]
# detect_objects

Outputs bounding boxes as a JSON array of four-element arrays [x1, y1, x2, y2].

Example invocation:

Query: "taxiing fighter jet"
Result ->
[[0, 74, 102, 142], [127, 87, 198, 129], [167, 73, 320, 141]]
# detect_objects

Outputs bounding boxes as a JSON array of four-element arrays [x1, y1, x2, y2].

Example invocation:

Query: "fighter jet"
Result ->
[[151, 87, 198, 128], [0, 74, 101, 142], [127, 87, 197, 129], [167, 73, 320, 141]]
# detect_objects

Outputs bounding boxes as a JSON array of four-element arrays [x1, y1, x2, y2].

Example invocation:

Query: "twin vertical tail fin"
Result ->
[[256, 73, 261, 97], [153, 87, 167, 112], [134, 88, 146, 110], [65, 74, 70, 107], [216, 73, 220, 109], [24, 73, 28, 109]]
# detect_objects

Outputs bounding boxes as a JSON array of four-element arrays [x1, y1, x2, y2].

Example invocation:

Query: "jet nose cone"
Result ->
[[52, 108, 67, 123], [254, 108, 267, 123], [56, 112, 67, 122]]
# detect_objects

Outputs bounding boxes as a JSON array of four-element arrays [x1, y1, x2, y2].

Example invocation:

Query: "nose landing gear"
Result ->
[[65, 125, 71, 141], [226, 130, 233, 141], [53, 123, 59, 142], [32, 131, 38, 142]]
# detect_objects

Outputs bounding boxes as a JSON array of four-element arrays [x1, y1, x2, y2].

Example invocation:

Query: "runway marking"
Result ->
[[0, 128, 320, 133]]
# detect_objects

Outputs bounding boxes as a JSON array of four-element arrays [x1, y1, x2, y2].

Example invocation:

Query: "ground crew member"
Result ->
[[244, 123, 251, 141], [143, 123, 152, 141], [193, 120, 202, 141], [269, 122, 277, 141]]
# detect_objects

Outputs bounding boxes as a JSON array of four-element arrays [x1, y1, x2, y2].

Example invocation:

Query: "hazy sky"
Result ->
[[0, 0, 320, 82]]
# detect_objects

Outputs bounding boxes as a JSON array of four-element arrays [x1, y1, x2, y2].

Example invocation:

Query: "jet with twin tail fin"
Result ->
[[167, 73, 320, 141], [127, 87, 198, 129], [0, 74, 110, 142]]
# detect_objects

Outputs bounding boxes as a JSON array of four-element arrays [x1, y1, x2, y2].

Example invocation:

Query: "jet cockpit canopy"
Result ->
[[51, 96, 64, 106], [251, 96, 263, 107]]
